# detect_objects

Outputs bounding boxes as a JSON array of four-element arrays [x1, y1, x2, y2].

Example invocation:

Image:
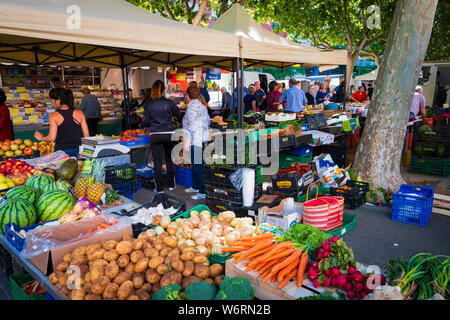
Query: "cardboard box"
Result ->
[[25, 215, 132, 275], [258, 198, 302, 233]]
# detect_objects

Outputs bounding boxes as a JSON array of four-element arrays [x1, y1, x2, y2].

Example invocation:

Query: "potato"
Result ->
[[56, 261, 69, 272], [158, 231, 169, 239], [127, 295, 139, 300], [70, 255, 88, 266], [62, 253, 73, 263], [144, 248, 159, 258], [151, 283, 161, 294], [164, 255, 178, 265], [117, 254, 130, 269], [117, 280, 134, 300], [148, 236, 157, 244], [143, 242, 153, 250], [214, 275, 223, 286], [61, 286, 71, 297], [193, 254, 208, 264], [103, 249, 119, 262], [159, 247, 170, 257], [145, 269, 161, 284], [130, 251, 145, 264], [163, 236, 178, 248], [182, 261, 194, 277], [131, 273, 145, 289], [134, 258, 149, 273], [178, 243, 188, 251], [49, 272, 59, 284], [79, 264, 89, 275], [138, 233, 149, 241], [148, 256, 164, 269], [132, 239, 145, 251], [180, 251, 196, 261], [156, 264, 169, 275], [124, 262, 136, 275], [72, 246, 87, 256], [102, 283, 119, 299], [160, 270, 182, 287], [181, 246, 198, 253], [152, 215, 162, 226], [167, 248, 180, 257], [181, 275, 202, 290], [209, 264, 224, 277], [204, 278, 215, 286], [194, 264, 210, 278], [153, 239, 164, 251], [141, 283, 152, 293], [84, 272, 92, 283], [167, 227, 177, 236], [116, 241, 133, 255], [90, 265, 105, 282], [90, 259, 108, 269], [91, 276, 110, 295], [171, 260, 184, 273], [121, 234, 132, 241], [113, 272, 131, 286], [103, 239, 118, 251], [88, 248, 106, 261], [86, 243, 101, 256], [105, 262, 120, 280], [84, 293, 101, 300], [136, 289, 151, 300]]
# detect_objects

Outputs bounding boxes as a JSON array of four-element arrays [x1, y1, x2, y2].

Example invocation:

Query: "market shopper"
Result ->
[[199, 82, 210, 104], [34, 88, 89, 157], [367, 83, 374, 100], [243, 86, 258, 113], [254, 81, 266, 111], [182, 85, 210, 200], [350, 86, 370, 103], [315, 83, 331, 104], [121, 88, 140, 130], [305, 84, 316, 105], [221, 87, 233, 119], [280, 78, 308, 113], [332, 79, 347, 104], [409, 86, 427, 120], [79, 87, 102, 136], [50, 76, 62, 89], [186, 81, 207, 107], [0, 89, 13, 141], [142, 80, 181, 193], [266, 81, 283, 112]]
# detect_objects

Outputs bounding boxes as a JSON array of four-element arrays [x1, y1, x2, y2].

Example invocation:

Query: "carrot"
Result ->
[[258, 257, 283, 275], [271, 250, 302, 275], [253, 260, 270, 272], [226, 241, 260, 247], [99, 223, 110, 228], [110, 221, 118, 225], [296, 252, 309, 287], [232, 239, 274, 264], [251, 242, 293, 263], [245, 245, 274, 260], [223, 246, 249, 252], [238, 233, 274, 242], [261, 248, 295, 263], [277, 259, 300, 282], [278, 268, 298, 289], [271, 273, 278, 283]]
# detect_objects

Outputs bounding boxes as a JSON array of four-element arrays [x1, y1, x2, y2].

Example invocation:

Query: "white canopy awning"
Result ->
[[209, 4, 347, 67]]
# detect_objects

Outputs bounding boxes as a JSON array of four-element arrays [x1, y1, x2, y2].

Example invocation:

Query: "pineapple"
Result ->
[[93, 159, 105, 183], [74, 177, 89, 199], [86, 181, 105, 204]]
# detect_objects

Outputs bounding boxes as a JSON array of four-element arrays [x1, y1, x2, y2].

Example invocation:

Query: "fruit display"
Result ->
[[0, 173, 16, 192], [38, 142, 55, 157], [0, 139, 38, 159], [48, 231, 227, 300], [58, 198, 102, 224], [42, 180, 72, 194], [0, 198, 37, 234], [0, 159, 34, 175], [56, 158, 79, 181], [5, 185, 39, 205], [112, 129, 145, 143], [35, 190, 75, 222], [25, 174, 55, 196]]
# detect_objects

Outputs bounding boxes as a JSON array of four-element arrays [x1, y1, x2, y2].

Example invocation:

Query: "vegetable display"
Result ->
[[275, 223, 331, 253]]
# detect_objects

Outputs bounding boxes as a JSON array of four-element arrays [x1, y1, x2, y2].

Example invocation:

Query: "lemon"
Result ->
[[6, 179, 15, 188], [0, 183, 8, 190], [0, 175, 6, 183]]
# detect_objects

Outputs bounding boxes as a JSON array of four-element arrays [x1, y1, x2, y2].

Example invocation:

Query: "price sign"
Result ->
[[20, 93, 30, 100], [6, 94, 15, 101], [34, 94, 41, 99], [25, 108, 35, 114], [82, 160, 94, 174], [12, 117, 23, 124], [10, 108, 20, 116], [16, 87, 26, 93], [176, 73, 186, 81], [29, 115, 39, 123]]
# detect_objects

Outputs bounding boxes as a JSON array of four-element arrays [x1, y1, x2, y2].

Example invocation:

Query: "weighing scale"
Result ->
[[79, 136, 131, 158]]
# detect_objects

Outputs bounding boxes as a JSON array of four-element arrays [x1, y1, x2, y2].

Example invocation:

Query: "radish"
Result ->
[[337, 275, 347, 287], [317, 252, 324, 260], [331, 277, 337, 287], [347, 266, 356, 275], [331, 267, 340, 277], [323, 251, 330, 258], [324, 269, 331, 277], [310, 262, 319, 269], [322, 240, 330, 251], [313, 279, 321, 288], [344, 282, 353, 292], [360, 291, 367, 299], [353, 271, 363, 283], [355, 282, 364, 293], [323, 277, 331, 287], [331, 236, 339, 243], [346, 291, 356, 300], [379, 274, 386, 285], [308, 268, 319, 280]]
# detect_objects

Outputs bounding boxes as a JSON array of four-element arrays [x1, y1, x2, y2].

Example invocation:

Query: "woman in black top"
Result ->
[[34, 88, 89, 157], [142, 80, 181, 193]]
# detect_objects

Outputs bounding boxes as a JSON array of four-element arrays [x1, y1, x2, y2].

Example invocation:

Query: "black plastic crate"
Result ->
[[127, 193, 186, 218], [294, 133, 313, 148], [315, 141, 347, 168], [319, 126, 342, 134], [105, 163, 136, 185], [271, 167, 314, 193], [205, 184, 262, 203], [344, 194, 366, 210], [204, 164, 259, 188], [137, 175, 155, 190], [278, 134, 295, 150], [346, 180, 370, 193], [305, 112, 327, 130], [206, 199, 249, 217], [112, 181, 137, 196], [330, 180, 369, 199], [210, 121, 234, 131]]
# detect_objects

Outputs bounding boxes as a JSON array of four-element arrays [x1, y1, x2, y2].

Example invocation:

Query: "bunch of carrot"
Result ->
[[86, 221, 118, 234], [223, 232, 309, 289]]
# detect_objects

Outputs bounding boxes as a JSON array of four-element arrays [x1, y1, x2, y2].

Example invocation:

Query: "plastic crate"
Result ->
[[9, 274, 47, 300], [294, 133, 313, 148], [205, 184, 262, 203], [284, 145, 313, 156], [127, 193, 186, 219], [136, 164, 154, 179], [175, 165, 192, 188], [330, 182, 367, 199], [0, 150, 40, 161], [315, 143, 347, 168], [5, 222, 44, 251], [409, 155, 450, 177], [204, 164, 261, 189], [271, 169, 314, 192], [112, 181, 137, 197], [326, 213, 357, 237], [206, 199, 249, 217], [137, 175, 155, 190], [119, 137, 146, 147], [305, 113, 327, 130], [277, 134, 295, 150], [279, 152, 313, 169], [392, 184, 434, 227], [343, 194, 366, 210], [105, 163, 136, 185]]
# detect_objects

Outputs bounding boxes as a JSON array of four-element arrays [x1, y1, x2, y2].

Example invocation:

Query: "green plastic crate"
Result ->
[[279, 152, 313, 170], [9, 274, 47, 300], [325, 213, 357, 237], [409, 156, 450, 177], [172, 205, 233, 267]]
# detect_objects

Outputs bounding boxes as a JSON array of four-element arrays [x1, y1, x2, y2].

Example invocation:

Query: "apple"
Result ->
[[10, 144, 19, 151], [14, 139, 23, 145], [24, 139, 33, 147], [23, 148, 33, 156], [19, 144, 26, 150], [14, 150, 23, 156], [31, 145, 38, 151], [1, 145, 10, 152], [0, 150, 4, 157], [5, 151, 14, 158]]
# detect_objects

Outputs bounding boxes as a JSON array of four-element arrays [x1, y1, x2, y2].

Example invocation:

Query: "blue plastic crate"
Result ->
[[112, 181, 137, 196], [5, 221, 57, 251], [283, 145, 312, 156], [136, 164, 154, 179], [119, 137, 146, 147], [392, 184, 434, 227], [301, 123, 309, 131], [46, 293, 55, 300], [135, 135, 150, 144], [175, 166, 192, 188]]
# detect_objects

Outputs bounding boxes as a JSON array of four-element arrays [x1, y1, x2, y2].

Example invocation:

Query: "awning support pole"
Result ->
[[236, 57, 244, 130], [121, 55, 131, 131]]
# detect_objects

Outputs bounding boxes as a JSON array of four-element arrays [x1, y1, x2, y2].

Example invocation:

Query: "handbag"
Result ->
[[302, 183, 344, 231]]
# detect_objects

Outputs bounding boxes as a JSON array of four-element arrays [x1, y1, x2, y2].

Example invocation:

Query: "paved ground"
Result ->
[[1, 178, 449, 299]]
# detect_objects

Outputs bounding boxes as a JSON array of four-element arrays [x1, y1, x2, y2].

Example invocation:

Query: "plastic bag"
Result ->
[[21, 214, 132, 259], [24, 150, 71, 170], [230, 168, 245, 190]]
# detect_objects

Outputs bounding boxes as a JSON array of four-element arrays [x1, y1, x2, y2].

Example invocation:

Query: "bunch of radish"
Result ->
[[307, 236, 386, 300]]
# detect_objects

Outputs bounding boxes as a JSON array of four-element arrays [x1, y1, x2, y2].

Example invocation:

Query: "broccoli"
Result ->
[[214, 277, 255, 300], [185, 281, 217, 300], [152, 284, 181, 300]]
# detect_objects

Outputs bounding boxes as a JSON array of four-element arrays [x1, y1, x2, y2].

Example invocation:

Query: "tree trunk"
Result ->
[[345, 51, 358, 92], [353, 0, 438, 192], [192, 0, 208, 26]]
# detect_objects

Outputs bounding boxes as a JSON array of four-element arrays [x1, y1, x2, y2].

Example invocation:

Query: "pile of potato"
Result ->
[[49, 231, 224, 300]]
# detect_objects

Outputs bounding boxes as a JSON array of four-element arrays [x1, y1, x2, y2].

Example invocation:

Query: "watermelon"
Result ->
[[25, 174, 55, 195], [5, 185, 39, 205], [36, 190, 75, 222], [42, 180, 71, 194], [0, 198, 37, 234]]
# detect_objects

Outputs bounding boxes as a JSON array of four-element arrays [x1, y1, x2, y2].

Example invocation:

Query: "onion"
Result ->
[[238, 225, 253, 238], [192, 228, 201, 239], [175, 218, 183, 224], [211, 223, 223, 236], [199, 223, 210, 231], [225, 230, 240, 243], [196, 245, 208, 255], [242, 218, 253, 226], [168, 222, 178, 230], [203, 231, 215, 244], [220, 221, 231, 229], [181, 220, 193, 232], [223, 227, 235, 235], [154, 226, 165, 236], [211, 244, 224, 255], [160, 215, 171, 229], [194, 235, 208, 246], [199, 210, 211, 220], [177, 238, 186, 246], [188, 215, 200, 227], [211, 216, 219, 224], [145, 229, 156, 237], [230, 218, 240, 228], [222, 211, 236, 222], [182, 230, 193, 239], [176, 229, 185, 239], [190, 210, 199, 217], [185, 240, 196, 247]]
